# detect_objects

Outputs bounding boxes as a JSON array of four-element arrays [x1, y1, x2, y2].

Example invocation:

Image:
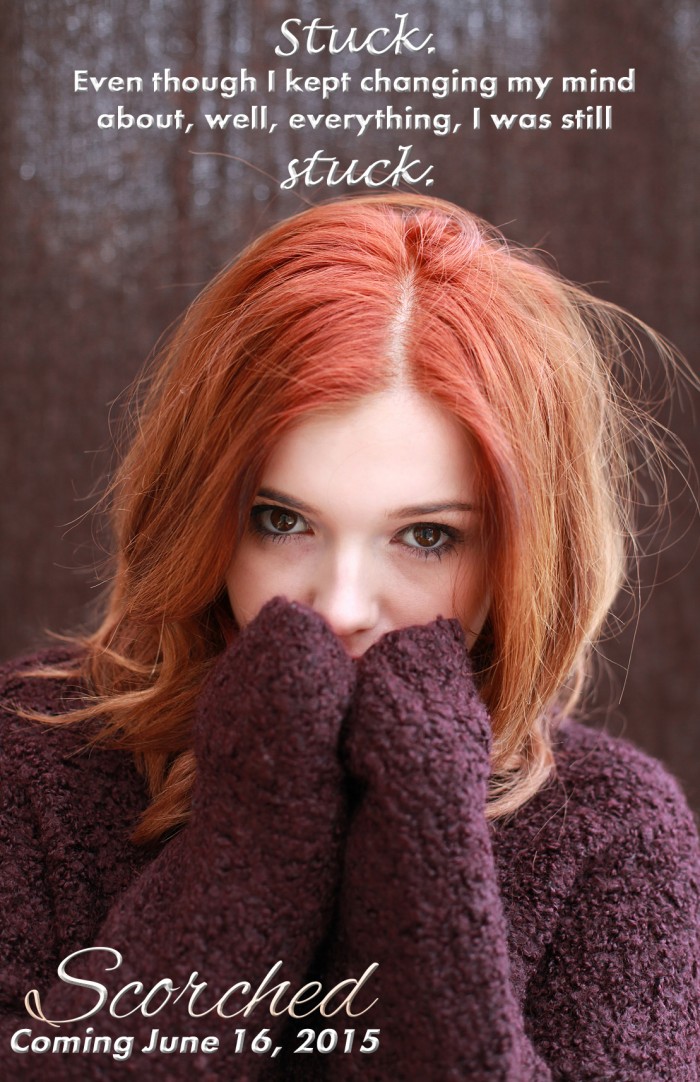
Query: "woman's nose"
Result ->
[[308, 547, 379, 641]]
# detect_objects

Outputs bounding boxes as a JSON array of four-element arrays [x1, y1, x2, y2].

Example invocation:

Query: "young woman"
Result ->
[[1, 194, 698, 1080]]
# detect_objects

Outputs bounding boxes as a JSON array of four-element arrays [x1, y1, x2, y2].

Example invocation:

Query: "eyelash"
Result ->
[[249, 504, 464, 561]]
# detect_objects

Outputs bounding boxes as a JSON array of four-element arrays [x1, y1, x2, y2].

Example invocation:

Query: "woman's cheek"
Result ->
[[225, 543, 272, 629], [386, 558, 458, 627], [462, 591, 491, 650], [226, 542, 309, 628]]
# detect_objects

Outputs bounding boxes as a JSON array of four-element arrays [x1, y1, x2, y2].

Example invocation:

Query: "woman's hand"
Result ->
[[324, 618, 505, 1080], [193, 595, 356, 829], [341, 616, 491, 798], [183, 596, 358, 954]]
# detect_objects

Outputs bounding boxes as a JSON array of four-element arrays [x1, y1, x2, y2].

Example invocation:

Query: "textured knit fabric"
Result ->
[[0, 598, 698, 1080]]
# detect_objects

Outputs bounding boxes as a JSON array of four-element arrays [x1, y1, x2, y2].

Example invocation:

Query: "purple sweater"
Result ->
[[0, 598, 698, 1079]]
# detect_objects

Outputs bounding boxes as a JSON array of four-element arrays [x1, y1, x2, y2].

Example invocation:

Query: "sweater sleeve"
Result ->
[[0, 597, 354, 1079], [323, 617, 700, 1081], [524, 735, 700, 1081]]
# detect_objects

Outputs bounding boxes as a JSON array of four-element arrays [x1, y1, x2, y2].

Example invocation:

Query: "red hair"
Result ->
[[28, 194, 684, 840]]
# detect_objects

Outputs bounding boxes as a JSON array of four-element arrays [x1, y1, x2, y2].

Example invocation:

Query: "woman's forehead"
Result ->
[[259, 388, 478, 518]]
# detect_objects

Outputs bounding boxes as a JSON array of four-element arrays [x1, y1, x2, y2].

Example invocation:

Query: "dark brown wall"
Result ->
[[2, 0, 698, 807]]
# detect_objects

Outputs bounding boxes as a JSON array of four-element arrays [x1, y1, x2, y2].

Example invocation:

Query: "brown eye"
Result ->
[[395, 522, 461, 560], [269, 507, 299, 533], [251, 504, 310, 539], [412, 525, 442, 548]]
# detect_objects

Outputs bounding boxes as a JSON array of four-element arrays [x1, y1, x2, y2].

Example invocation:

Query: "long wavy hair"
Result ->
[[28, 193, 686, 843]]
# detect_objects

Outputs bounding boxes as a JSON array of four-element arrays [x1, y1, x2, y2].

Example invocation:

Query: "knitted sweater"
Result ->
[[0, 598, 698, 1080]]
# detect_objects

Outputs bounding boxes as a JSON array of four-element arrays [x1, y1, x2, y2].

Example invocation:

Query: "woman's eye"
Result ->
[[398, 523, 460, 558], [251, 505, 310, 538]]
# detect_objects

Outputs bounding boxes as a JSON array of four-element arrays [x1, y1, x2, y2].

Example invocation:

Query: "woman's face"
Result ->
[[226, 388, 490, 657]]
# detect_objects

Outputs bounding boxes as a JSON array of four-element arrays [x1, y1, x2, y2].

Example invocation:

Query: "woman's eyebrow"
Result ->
[[256, 488, 476, 519], [388, 501, 477, 517], [256, 487, 318, 515]]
